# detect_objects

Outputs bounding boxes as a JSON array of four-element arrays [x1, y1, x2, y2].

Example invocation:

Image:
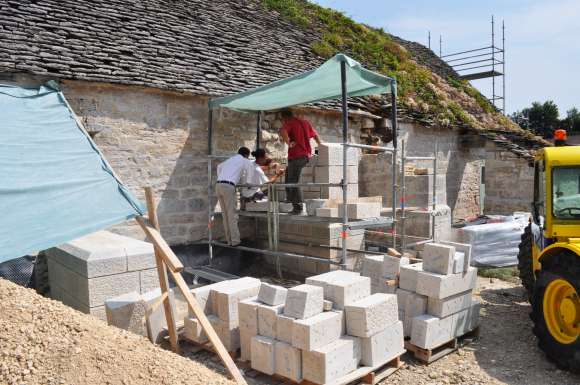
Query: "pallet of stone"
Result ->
[[182, 337, 241, 360], [404, 326, 480, 364]]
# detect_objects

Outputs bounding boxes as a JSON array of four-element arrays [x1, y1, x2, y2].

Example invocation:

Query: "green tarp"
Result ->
[[210, 54, 394, 112]]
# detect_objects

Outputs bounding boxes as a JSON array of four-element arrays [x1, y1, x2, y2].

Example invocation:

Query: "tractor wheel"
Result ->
[[32, 252, 50, 296], [517, 223, 535, 301], [531, 252, 580, 372]]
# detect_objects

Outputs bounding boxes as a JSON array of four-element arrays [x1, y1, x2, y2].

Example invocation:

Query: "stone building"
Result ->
[[0, 0, 546, 249]]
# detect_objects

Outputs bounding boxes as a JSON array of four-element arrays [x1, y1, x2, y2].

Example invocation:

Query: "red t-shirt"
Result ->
[[281, 117, 317, 160]]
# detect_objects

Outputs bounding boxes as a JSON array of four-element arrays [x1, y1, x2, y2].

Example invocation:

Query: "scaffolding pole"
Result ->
[[340, 60, 349, 269]]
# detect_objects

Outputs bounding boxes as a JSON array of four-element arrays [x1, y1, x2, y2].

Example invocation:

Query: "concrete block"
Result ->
[[240, 329, 253, 362], [345, 293, 398, 337], [292, 311, 343, 351], [415, 267, 478, 299], [275, 341, 302, 382], [428, 291, 473, 318], [251, 336, 276, 375], [316, 207, 339, 218], [338, 202, 381, 219], [238, 296, 260, 334], [453, 252, 465, 274], [276, 314, 295, 344], [403, 293, 428, 337], [361, 321, 405, 367], [423, 243, 456, 275], [410, 314, 454, 349], [441, 241, 472, 272], [398, 263, 423, 292], [212, 277, 261, 326], [323, 300, 333, 311], [306, 271, 371, 309], [302, 336, 361, 384], [139, 268, 160, 293], [258, 283, 287, 306], [383, 255, 410, 279], [258, 303, 284, 338], [314, 165, 358, 184], [105, 291, 147, 336], [317, 143, 359, 166], [284, 284, 324, 319]]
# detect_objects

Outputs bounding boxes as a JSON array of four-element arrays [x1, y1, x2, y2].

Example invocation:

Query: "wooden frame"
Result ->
[[137, 187, 247, 385]]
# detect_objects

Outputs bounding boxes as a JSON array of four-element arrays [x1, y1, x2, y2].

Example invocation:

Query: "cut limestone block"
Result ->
[[292, 310, 343, 351], [305, 199, 327, 216], [238, 296, 261, 334], [215, 319, 241, 351], [184, 317, 207, 344], [251, 336, 276, 375], [284, 284, 324, 319], [338, 202, 381, 219], [275, 341, 302, 382], [403, 293, 428, 338], [427, 291, 473, 318], [415, 267, 478, 300], [306, 271, 371, 309], [212, 277, 261, 326], [410, 314, 454, 349], [302, 336, 361, 384], [396, 288, 413, 311], [314, 165, 358, 184], [362, 255, 392, 294], [333, 309, 347, 335], [190, 280, 231, 316], [105, 291, 147, 337], [258, 303, 285, 339], [258, 283, 287, 306], [320, 184, 359, 200], [398, 263, 423, 292], [423, 243, 456, 275], [317, 143, 359, 166], [468, 299, 482, 331], [441, 241, 472, 272], [316, 207, 339, 218], [453, 252, 465, 274], [345, 293, 398, 337], [383, 255, 410, 279], [276, 314, 295, 344], [240, 329, 253, 362], [245, 200, 269, 212], [361, 320, 405, 367], [142, 288, 177, 344], [323, 300, 333, 311]]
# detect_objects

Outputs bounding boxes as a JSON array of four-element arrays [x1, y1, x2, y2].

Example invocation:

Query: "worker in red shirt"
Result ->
[[280, 109, 322, 214]]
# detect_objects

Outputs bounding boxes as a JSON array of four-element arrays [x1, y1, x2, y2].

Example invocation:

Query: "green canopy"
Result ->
[[210, 54, 394, 112]]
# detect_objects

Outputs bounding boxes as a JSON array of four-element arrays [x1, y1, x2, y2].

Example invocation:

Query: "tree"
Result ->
[[562, 107, 580, 134], [510, 101, 560, 138]]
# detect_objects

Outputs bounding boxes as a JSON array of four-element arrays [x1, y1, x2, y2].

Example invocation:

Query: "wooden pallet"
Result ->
[[405, 327, 480, 364], [182, 337, 240, 360]]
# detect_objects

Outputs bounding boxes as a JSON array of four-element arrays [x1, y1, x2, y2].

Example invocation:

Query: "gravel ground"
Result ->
[[0, 278, 234, 385]]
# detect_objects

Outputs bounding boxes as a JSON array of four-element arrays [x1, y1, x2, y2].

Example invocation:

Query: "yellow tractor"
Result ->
[[518, 129, 580, 371]]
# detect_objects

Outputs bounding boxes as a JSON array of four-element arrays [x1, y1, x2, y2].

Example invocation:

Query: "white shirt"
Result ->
[[216, 154, 254, 185], [242, 162, 269, 198]]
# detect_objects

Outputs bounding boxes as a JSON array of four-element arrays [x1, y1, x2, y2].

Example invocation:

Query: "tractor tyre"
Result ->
[[517, 223, 535, 302], [32, 252, 50, 296], [531, 252, 580, 373]]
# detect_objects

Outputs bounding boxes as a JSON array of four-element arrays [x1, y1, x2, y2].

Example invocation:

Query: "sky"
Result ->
[[313, 0, 579, 115]]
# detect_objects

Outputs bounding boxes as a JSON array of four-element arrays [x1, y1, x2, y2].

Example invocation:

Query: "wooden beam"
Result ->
[[144, 187, 179, 353], [136, 215, 183, 273], [387, 248, 402, 258]]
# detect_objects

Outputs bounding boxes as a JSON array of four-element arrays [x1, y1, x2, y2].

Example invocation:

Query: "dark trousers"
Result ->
[[286, 156, 308, 210]]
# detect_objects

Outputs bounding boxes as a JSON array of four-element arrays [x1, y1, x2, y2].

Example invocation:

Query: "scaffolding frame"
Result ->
[[206, 60, 398, 270]]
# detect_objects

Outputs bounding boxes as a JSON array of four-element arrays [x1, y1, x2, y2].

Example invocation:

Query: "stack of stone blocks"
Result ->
[[395, 241, 481, 350], [361, 253, 410, 295], [239, 271, 405, 384], [45, 231, 161, 321]]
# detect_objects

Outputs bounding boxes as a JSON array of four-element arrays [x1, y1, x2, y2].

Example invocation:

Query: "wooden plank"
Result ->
[[143, 187, 180, 354], [136, 215, 184, 273], [170, 268, 248, 384], [387, 248, 402, 257]]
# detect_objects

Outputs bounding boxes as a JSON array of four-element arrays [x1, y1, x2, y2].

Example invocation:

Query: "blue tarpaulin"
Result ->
[[0, 82, 145, 263]]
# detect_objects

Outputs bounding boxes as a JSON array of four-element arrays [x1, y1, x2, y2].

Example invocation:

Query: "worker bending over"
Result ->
[[242, 149, 285, 202], [216, 147, 253, 246], [280, 109, 322, 214]]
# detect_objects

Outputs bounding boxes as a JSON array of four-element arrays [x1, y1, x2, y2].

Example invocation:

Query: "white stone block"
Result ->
[[105, 291, 147, 337], [320, 184, 359, 200], [212, 277, 261, 326], [441, 241, 472, 272], [423, 243, 455, 275], [240, 329, 253, 362], [276, 314, 295, 344], [317, 143, 359, 166], [383, 255, 410, 279], [245, 201, 269, 212], [258, 303, 284, 338], [316, 207, 339, 218], [184, 316, 208, 344], [238, 296, 261, 334], [251, 336, 276, 375], [338, 202, 381, 219], [453, 252, 465, 274], [396, 288, 413, 311], [189, 280, 230, 315], [360, 321, 405, 367], [139, 268, 160, 293], [302, 336, 361, 384], [411, 314, 454, 349], [284, 284, 324, 319], [315, 165, 358, 184], [468, 299, 482, 331], [428, 291, 473, 318], [398, 263, 423, 292], [333, 309, 347, 335], [275, 341, 302, 382], [258, 283, 287, 306], [415, 267, 478, 299], [403, 293, 427, 338], [215, 318, 240, 351], [306, 271, 371, 309], [292, 311, 343, 351], [141, 288, 177, 344], [345, 294, 398, 337]]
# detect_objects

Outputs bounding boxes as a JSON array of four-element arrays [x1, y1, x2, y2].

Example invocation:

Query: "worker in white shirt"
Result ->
[[216, 147, 254, 246], [242, 149, 285, 202]]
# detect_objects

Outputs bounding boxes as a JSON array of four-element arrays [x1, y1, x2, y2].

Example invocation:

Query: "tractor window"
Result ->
[[552, 167, 580, 218], [534, 161, 546, 220]]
